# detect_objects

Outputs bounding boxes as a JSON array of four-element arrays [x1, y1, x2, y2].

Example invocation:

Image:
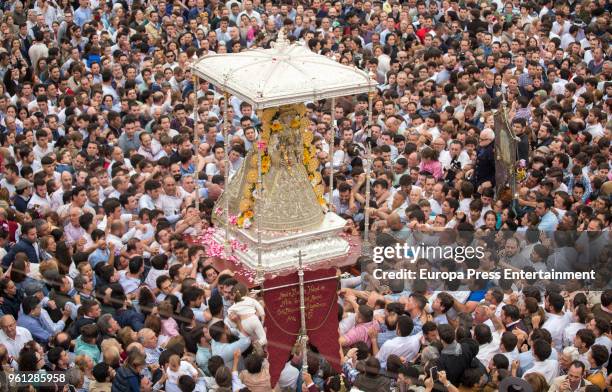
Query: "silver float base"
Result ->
[[213, 212, 349, 272]]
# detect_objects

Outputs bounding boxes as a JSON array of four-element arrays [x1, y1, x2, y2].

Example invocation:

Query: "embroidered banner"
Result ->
[[263, 268, 340, 386]]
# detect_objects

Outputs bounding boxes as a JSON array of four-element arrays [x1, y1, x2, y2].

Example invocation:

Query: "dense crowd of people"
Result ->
[[0, 0, 610, 391]]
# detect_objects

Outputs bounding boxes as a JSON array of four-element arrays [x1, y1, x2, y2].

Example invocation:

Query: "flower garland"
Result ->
[[197, 226, 248, 263], [236, 104, 325, 228]]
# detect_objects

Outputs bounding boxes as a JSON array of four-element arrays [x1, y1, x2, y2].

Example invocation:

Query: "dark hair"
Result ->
[[589, 345, 609, 367], [576, 329, 595, 348], [178, 375, 196, 392], [492, 353, 509, 370], [438, 324, 455, 344], [92, 362, 110, 382], [474, 324, 493, 345], [532, 339, 552, 361], [396, 315, 414, 337], [22, 295, 40, 315], [500, 331, 518, 352], [244, 353, 263, 374]]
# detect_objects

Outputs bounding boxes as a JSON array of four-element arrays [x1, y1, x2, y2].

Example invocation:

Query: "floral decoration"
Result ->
[[235, 104, 325, 228]]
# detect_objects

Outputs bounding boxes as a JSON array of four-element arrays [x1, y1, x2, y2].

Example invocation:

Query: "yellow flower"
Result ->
[[237, 214, 245, 227], [309, 144, 317, 157], [271, 121, 282, 132], [239, 198, 253, 212], [290, 116, 301, 129], [308, 158, 319, 172], [246, 170, 258, 184], [318, 195, 326, 206], [261, 155, 271, 172], [302, 131, 314, 145]]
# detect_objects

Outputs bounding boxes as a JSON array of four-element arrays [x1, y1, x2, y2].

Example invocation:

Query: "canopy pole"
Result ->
[[295, 250, 308, 375], [362, 91, 375, 256], [255, 110, 264, 285], [328, 98, 335, 206], [223, 91, 232, 257], [193, 76, 200, 213]]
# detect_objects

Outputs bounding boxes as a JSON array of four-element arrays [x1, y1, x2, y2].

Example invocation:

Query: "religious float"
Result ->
[[190, 31, 376, 381]]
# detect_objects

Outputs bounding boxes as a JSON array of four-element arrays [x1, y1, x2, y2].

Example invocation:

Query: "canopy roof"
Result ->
[[190, 31, 376, 109]]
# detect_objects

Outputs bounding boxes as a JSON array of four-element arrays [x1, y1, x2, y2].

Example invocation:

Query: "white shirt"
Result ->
[[145, 268, 169, 291], [27, 192, 52, 213], [377, 332, 422, 370], [339, 313, 356, 335], [563, 322, 585, 347], [595, 335, 612, 352], [0, 327, 33, 357], [33, 144, 54, 160], [165, 361, 199, 392], [477, 330, 501, 367], [159, 194, 184, 218], [118, 270, 141, 294], [523, 359, 559, 384], [585, 123, 604, 138], [439, 150, 471, 170], [542, 312, 571, 351], [139, 194, 160, 211]]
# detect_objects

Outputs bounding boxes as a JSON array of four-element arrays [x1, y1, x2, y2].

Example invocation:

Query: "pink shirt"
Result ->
[[419, 160, 443, 180], [342, 320, 379, 348], [161, 318, 179, 337]]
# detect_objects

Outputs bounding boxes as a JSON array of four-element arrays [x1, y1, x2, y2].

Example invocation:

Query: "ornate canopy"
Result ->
[[190, 31, 377, 109]]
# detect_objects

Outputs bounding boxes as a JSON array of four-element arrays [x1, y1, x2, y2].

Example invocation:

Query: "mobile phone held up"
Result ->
[[430, 366, 439, 381]]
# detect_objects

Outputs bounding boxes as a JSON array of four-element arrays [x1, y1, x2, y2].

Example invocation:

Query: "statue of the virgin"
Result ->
[[213, 104, 325, 232]]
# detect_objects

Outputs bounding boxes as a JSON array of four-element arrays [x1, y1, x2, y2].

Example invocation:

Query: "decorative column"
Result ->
[[296, 251, 308, 374], [328, 98, 335, 206], [255, 110, 264, 284], [223, 91, 232, 257], [193, 76, 200, 211], [362, 91, 375, 255]]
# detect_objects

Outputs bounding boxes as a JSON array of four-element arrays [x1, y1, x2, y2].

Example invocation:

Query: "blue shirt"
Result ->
[[538, 211, 559, 232], [211, 333, 251, 370], [74, 7, 92, 27], [377, 323, 397, 347], [17, 314, 51, 343], [518, 349, 558, 375], [88, 248, 110, 269]]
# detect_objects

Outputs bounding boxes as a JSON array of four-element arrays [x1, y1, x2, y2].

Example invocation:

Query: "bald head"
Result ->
[[0, 315, 17, 339], [387, 213, 402, 230]]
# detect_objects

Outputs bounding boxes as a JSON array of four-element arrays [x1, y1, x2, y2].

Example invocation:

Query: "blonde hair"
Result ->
[[524, 372, 549, 392], [74, 354, 93, 373], [39, 259, 59, 276]]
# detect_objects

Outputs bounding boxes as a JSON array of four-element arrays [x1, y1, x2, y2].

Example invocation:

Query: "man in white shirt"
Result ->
[[159, 176, 185, 224], [541, 292, 571, 351], [33, 130, 54, 161], [119, 257, 144, 296], [475, 324, 501, 367], [523, 339, 559, 384], [50, 171, 74, 210], [205, 144, 227, 181], [139, 179, 163, 211], [374, 316, 422, 369], [28, 177, 52, 214], [0, 315, 33, 358]]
